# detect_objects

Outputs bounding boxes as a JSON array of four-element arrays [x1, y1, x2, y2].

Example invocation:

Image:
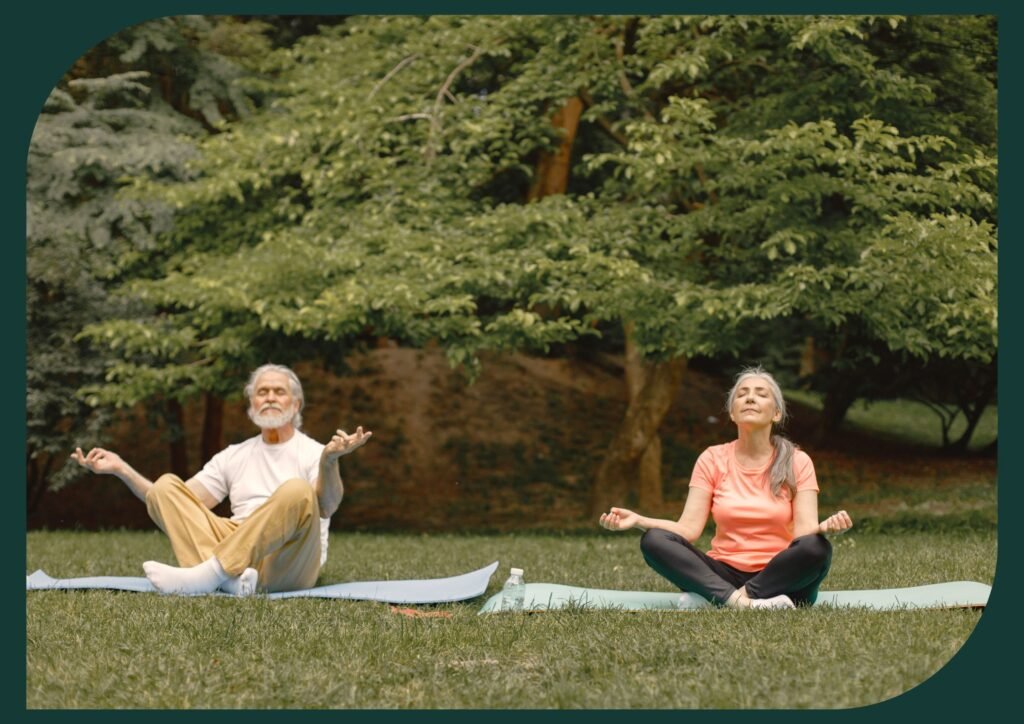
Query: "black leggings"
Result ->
[[640, 528, 833, 606]]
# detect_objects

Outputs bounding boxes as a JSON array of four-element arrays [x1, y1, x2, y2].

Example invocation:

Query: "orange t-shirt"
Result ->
[[688, 440, 819, 572]]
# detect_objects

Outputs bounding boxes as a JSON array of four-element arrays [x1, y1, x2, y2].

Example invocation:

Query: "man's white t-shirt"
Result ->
[[193, 431, 331, 565]]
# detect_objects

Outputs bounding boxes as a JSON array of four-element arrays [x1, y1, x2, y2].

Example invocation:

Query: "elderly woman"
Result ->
[[600, 366, 853, 609]]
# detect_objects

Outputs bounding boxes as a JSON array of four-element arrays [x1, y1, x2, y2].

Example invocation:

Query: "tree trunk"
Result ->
[[167, 399, 189, 478], [589, 323, 687, 518], [524, 95, 682, 518], [937, 406, 957, 449], [623, 321, 667, 511], [950, 372, 996, 453], [202, 393, 225, 463], [528, 96, 584, 200], [820, 378, 858, 441], [636, 437, 664, 511], [952, 407, 982, 454], [799, 336, 826, 381]]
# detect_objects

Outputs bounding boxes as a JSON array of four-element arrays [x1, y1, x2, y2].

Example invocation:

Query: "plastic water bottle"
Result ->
[[500, 567, 525, 611]]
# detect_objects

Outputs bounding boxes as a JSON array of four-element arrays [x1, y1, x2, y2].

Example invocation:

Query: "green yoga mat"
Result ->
[[478, 580, 991, 613]]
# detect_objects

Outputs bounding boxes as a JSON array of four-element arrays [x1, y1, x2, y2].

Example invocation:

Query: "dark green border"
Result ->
[[8, 0, 1015, 721]]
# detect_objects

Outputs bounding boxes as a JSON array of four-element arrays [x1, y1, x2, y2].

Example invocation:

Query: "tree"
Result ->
[[27, 16, 284, 504], [77, 15, 996, 518], [775, 14, 998, 435]]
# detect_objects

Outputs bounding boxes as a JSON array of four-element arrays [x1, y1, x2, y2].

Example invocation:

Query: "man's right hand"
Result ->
[[70, 447, 125, 476]]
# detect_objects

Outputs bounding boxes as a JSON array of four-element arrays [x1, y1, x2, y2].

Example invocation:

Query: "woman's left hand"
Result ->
[[819, 510, 853, 535]]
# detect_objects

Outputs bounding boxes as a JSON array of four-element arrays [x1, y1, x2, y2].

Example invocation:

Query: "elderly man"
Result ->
[[71, 363, 372, 595]]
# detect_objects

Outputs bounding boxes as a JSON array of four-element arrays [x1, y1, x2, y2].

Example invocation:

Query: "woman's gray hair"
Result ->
[[726, 365, 796, 497], [245, 363, 305, 430]]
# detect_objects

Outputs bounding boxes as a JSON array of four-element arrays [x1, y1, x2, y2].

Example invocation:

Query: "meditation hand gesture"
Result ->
[[70, 447, 126, 476], [599, 507, 641, 531], [323, 426, 373, 462], [819, 509, 853, 535]]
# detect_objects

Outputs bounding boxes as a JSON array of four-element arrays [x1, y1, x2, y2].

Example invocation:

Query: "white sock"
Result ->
[[218, 567, 259, 597], [725, 588, 749, 608], [748, 594, 796, 610], [143, 556, 229, 595]]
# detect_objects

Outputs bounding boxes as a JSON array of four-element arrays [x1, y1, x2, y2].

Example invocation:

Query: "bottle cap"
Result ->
[[510, 567, 523, 576]]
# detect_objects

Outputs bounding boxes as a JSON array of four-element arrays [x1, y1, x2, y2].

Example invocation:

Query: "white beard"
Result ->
[[248, 405, 297, 430]]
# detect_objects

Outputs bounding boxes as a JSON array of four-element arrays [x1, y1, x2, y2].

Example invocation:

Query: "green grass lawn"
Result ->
[[26, 529, 995, 709]]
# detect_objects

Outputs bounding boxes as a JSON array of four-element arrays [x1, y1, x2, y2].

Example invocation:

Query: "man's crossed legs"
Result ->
[[143, 475, 322, 595]]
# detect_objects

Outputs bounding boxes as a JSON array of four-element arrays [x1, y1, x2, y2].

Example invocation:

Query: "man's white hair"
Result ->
[[244, 363, 305, 430]]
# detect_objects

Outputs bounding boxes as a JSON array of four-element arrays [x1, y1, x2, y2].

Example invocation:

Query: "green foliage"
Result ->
[[673, 15, 999, 425], [61, 16, 995, 435], [79, 15, 274, 128], [593, 108, 996, 353], [27, 73, 202, 492], [26, 17, 280, 493], [851, 212, 996, 361]]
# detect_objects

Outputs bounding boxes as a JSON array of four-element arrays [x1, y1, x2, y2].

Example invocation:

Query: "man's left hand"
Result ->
[[323, 426, 373, 462]]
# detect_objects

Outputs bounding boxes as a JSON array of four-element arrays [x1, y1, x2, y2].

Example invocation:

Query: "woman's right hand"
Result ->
[[599, 507, 641, 531], [819, 509, 854, 535]]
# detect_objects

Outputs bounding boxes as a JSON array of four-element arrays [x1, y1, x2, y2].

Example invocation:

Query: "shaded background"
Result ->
[[25, 14, 997, 531]]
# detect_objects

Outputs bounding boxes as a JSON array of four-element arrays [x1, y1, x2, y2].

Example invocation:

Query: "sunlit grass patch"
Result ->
[[785, 390, 997, 450]]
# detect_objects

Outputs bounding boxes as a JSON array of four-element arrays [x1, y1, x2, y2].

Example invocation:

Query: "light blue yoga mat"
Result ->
[[478, 580, 991, 613], [26, 561, 498, 604]]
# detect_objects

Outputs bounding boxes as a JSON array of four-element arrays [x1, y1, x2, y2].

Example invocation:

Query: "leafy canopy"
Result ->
[[79, 15, 995, 407]]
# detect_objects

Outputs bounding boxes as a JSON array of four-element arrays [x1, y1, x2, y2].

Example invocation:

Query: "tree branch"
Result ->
[[694, 163, 718, 205], [578, 89, 629, 148], [368, 54, 420, 100], [426, 45, 485, 160], [614, 34, 654, 122]]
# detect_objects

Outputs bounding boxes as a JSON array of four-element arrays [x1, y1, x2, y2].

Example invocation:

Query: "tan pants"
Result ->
[[145, 474, 322, 592]]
